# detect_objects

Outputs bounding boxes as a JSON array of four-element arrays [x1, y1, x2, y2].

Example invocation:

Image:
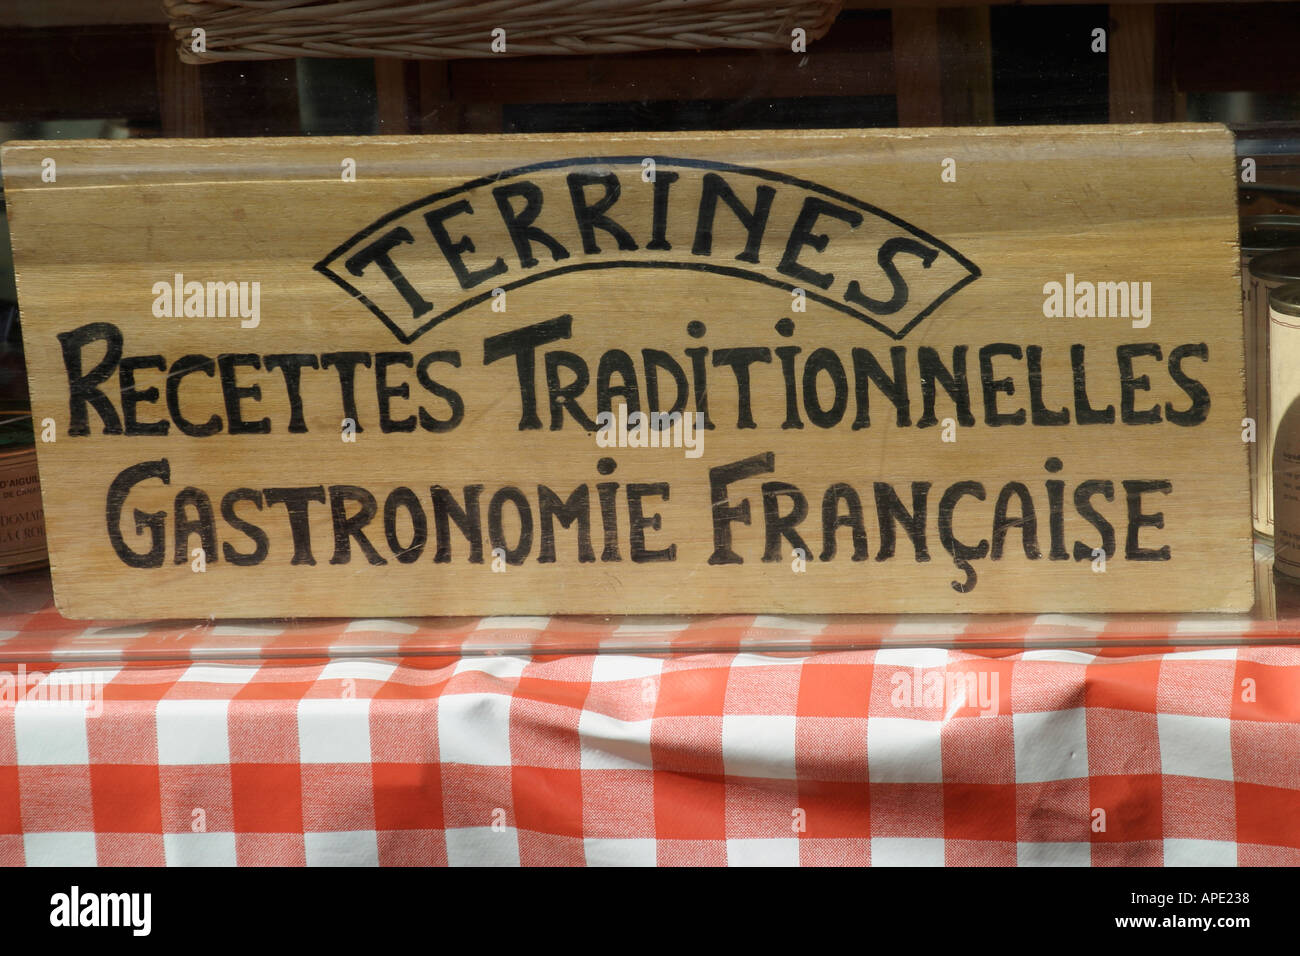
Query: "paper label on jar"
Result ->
[[1246, 265, 1274, 535], [1271, 304, 1300, 576], [0, 450, 46, 569]]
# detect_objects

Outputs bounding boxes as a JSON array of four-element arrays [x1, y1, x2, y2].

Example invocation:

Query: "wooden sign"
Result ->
[[1, 126, 1253, 619]]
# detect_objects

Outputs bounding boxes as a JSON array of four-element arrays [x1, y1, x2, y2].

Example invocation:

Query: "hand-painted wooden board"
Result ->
[[1, 126, 1253, 619]]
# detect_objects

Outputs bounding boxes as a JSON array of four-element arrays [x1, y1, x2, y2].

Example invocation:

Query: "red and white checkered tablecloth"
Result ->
[[1, 636, 1298, 865], [2, 563, 1298, 866]]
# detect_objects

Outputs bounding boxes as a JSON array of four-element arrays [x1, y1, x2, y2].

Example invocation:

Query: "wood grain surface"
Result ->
[[1, 126, 1253, 618]]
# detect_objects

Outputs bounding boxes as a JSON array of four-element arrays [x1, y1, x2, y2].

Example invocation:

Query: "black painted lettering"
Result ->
[[1072, 480, 1115, 561], [685, 345, 715, 430], [59, 322, 124, 436], [691, 172, 775, 264], [105, 459, 169, 568], [1123, 479, 1172, 561], [991, 481, 1040, 559], [424, 199, 508, 290], [492, 180, 570, 269], [120, 355, 169, 436], [918, 346, 974, 428], [488, 487, 533, 564], [851, 346, 911, 428], [537, 484, 595, 563], [321, 352, 372, 433], [383, 487, 427, 564], [1166, 343, 1211, 426], [776, 345, 803, 429], [329, 485, 387, 566], [978, 343, 1026, 427], [873, 481, 931, 562], [777, 197, 863, 290], [1117, 343, 1163, 425], [173, 487, 216, 566], [483, 314, 574, 430], [820, 483, 868, 561], [217, 354, 270, 435], [167, 355, 221, 438], [628, 483, 675, 563], [597, 350, 641, 418], [375, 352, 416, 433], [708, 452, 775, 565], [646, 171, 680, 251], [221, 488, 269, 566], [567, 172, 638, 255], [712, 347, 771, 429], [761, 481, 810, 562], [643, 349, 688, 417], [802, 347, 849, 428], [415, 351, 464, 432], [1027, 345, 1070, 426], [938, 481, 988, 593], [597, 479, 621, 562], [546, 351, 597, 430], [430, 484, 484, 563], [1071, 344, 1115, 424], [843, 237, 938, 316], [264, 354, 319, 434], [344, 226, 433, 319], [264, 486, 327, 566]]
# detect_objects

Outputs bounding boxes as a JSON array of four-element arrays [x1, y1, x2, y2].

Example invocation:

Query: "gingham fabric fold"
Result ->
[[2, 645, 1297, 865]]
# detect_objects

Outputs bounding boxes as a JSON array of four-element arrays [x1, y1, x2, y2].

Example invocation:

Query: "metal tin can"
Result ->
[[1270, 281, 1300, 581], [0, 409, 46, 575], [1241, 214, 1300, 260], [1247, 243, 1300, 538]]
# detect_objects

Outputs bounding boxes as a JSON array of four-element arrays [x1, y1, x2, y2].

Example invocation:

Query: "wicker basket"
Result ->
[[164, 0, 844, 63]]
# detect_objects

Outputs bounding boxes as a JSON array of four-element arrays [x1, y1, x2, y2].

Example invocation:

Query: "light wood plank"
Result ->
[[1, 127, 1253, 618]]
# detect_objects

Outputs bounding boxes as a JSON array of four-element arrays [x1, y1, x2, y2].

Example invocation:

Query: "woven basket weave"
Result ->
[[164, 0, 844, 63]]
